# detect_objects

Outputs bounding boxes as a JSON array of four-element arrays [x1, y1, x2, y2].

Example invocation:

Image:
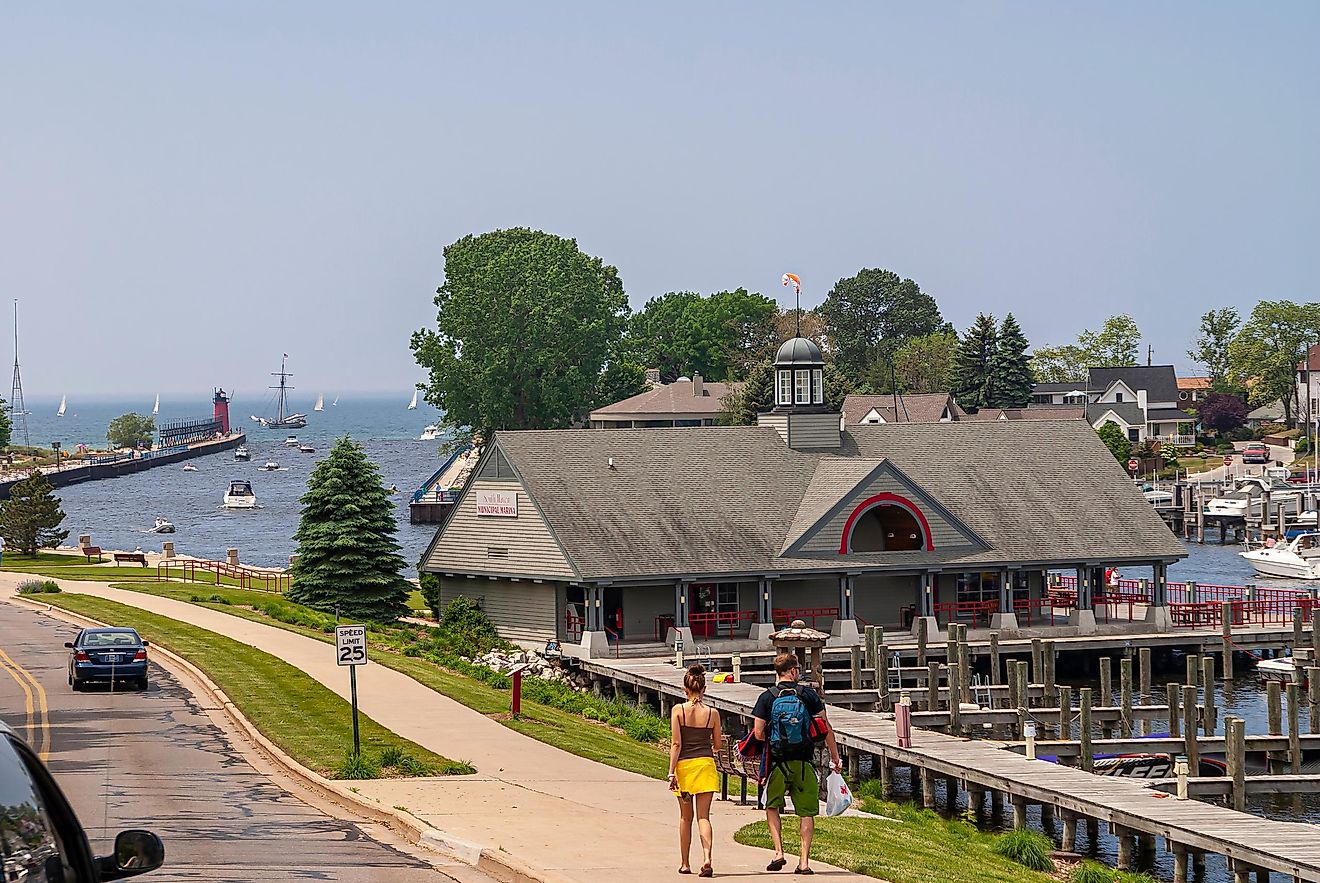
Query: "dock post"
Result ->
[[1043, 641, 1057, 720], [1016, 662, 1029, 739], [1295, 607, 1306, 655], [1230, 858, 1250, 883], [1312, 609, 1320, 661], [1288, 682, 1302, 774], [1079, 688, 1093, 773], [1031, 638, 1043, 688], [1115, 826, 1133, 869], [1191, 850, 1205, 878], [989, 789, 1003, 817], [1138, 647, 1152, 728], [1182, 685, 1200, 776], [958, 633, 971, 706], [1085, 818, 1099, 850], [611, 679, 623, 701], [1185, 654, 1199, 692], [916, 617, 928, 669], [1167, 682, 1181, 738], [1227, 716, 1246, 812], [1058, 685, 1072, 742], [1120, 657, 1134, 739], [1099, 657, 1113, 739], [1060, 811, 1077, 852], [875, 646, 889, 707], [1201, 655, 1218, 735], [1172, 843, 1189, 883], [1010, 796, 1027, 830], [1006, 659, 1019, 711], [920, 767, 935, 809], [947, 664, 961, 735], [847, 749, 860, 781], [1222, 604, 1235, 680], [1039, 802, 1054, 834], [850, 646, 861, 691], [989, 632, 1001, 687], [1310, 668, 1320, 735], [943, 776, 958, 812], [864, 624, 878, 669], [878, 752, 891, 798], [1137, 833, 1156, 868], [927, 662, 940, 712]]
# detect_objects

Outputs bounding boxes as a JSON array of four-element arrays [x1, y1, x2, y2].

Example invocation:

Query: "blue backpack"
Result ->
[[768, 685, 812, 761]]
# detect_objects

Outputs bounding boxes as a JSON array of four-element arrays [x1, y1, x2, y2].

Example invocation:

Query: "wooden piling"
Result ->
[[1137, 648, 1152, 736], [1011, 796, 1027, 830], [948, 664, 961, 735], [1288, 682, 1303, 775], [850, 646, 861, 691], [1201, 655, 1217, 735], [1058, 685, 1072, 742], [1086, 818, 1099, 850], [1182, 685, 1199, 776], [958, 637, 971, 706], [1167, 682, 1180, 739], [847, 748, 860, 781], [1116, 826, 1133, 869], [989, 632, 1001, 687], [1039, 802, 1054, 833], [1016, 660, 1029, 716], [1120, 657, 1134, 739], [1079, 688, 1093, 773], [1227, 716, 1246, 812], [1296, 607, 1306, 654], [920, 767, 935, 809], [1312, 609, 1320, 662], [1185, 653, 1199, 691], [1099, 657, 1113, 739], [1006, 659, 1019, 711], [875, 645, 889, 705], [927, 662, 940, 712], [1266, 679, 1283, 779], [1031, 638, 1043, 687], [864, 625, 879, 669], [1222, 604, 1234, 680], [1043, 640, 1057, 706], [1310, 668, 1320, 736], [1173, 844, 1189, 883], [916, 617, 927, 668], [878, 752, 891, 798], [1061, 811, 1077, 852]]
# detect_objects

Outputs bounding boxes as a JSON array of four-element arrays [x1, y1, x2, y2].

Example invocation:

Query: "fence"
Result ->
[[934, 599, 996, 628], [689, 609, 757, 640], [156, 559, 290, 593], [772, 606, 838, 630]]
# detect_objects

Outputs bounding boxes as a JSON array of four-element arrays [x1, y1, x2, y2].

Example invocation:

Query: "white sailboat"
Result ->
[[152, 393, 160, 416], [57, 395, 66, 417], [331, 395, 339, 406], [407, 389, 419, 410], [314, 394, 324, 412]]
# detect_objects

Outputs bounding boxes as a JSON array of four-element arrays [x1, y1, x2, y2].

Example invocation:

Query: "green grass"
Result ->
[[39, 593, 472, 779], [3, 552, 159, 583], [735, 788, 1057, 883], [405, 589, 430, 615]]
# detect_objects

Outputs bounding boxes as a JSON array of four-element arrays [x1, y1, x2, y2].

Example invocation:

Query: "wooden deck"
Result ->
[[583, 657, 1320, 881]]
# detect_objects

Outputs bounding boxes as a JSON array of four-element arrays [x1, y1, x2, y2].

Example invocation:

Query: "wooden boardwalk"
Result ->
[[583, 657, 1320, 881]]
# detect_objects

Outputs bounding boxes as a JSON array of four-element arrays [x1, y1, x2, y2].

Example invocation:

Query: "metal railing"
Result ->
[[688, 609, 758, 640], [156, 559, 290, 593]]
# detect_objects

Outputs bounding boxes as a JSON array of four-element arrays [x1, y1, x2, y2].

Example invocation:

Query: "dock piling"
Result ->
[[1310, 668, 1320, 735], [1288, 682, 1302, 774], [1138, 647, 1152, 736], [1061, 810, 1077, 852], [1079, 688, 1093, 773], [1166, 682, 1180, 738], [1099, 657, 1113, 739], [1266, 680, 1283, 775], [989, 632, 1001, 687], [1182, 685, 1199, 776], [927, 662, 940, 712], [1201, 656, 1217, 735], [1226, 716, 1246, 812], [850, 646, 861, 691], [1058, 685, 1072, 742], [948, 664, 961, 735], [1120, 657, 1134, 739], [1222, 605, 1234, 680], [916, 617, 928, 668]]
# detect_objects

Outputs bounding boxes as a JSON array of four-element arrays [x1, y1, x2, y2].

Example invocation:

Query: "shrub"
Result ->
[[334, 750, 381, 780], [207, 594, 231, 605], [436, 596, 507, 658], [17, 579, 59, 595], [991, 829, 1054, 872], [1070, 861, 1115, 883], [398, 754, 436, 776], [418, 572, 442, 620]]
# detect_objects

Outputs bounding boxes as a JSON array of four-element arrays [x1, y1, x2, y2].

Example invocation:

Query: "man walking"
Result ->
[[752, 652, 842, 874]]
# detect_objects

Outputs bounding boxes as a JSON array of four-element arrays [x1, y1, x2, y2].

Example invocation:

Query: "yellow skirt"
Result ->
[[673, 757, 719, 796]]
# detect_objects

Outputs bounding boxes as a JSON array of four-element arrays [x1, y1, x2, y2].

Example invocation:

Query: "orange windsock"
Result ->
[[781, 273, 801, 294]]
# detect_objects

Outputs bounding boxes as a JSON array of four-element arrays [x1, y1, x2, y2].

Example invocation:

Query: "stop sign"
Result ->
[[1128, 458, 1139, 472], [1224, 455, 1233, 466]]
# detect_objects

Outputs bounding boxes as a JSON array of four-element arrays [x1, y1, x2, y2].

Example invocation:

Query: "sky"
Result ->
[[2, 2, 1316, 399]]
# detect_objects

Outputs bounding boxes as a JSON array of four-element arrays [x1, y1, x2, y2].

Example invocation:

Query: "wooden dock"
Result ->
[[581, 656, 1320, 882]]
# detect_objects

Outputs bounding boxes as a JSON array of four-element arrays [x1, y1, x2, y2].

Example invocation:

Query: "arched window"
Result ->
[[838, 493, 934, 553]]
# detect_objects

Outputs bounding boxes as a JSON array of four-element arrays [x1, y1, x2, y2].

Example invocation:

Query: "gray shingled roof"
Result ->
[[486, 420, 1185, 581], [842, 393, 962, 424], [589, 379, 741, 418], [1088, 366, 1180, 404], [780, 458, 885, 554], [1147, 407, 1195, 422], [1087, 402, 1146, 426]]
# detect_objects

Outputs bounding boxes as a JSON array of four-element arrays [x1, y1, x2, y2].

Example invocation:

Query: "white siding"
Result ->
[[797, 471, 976, 554], [425, 477, 577, 579], [440, 576, 558, 643]]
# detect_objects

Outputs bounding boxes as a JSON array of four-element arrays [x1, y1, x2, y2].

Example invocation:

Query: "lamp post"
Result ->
[[50, 441, 60, 471]]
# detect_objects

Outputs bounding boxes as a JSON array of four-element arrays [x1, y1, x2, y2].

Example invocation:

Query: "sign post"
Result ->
[[335, 625, 368, 756], [509, 663, 529, 719]]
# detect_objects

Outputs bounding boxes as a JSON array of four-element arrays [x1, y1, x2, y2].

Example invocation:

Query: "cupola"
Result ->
[[758, 336, 841, 449]]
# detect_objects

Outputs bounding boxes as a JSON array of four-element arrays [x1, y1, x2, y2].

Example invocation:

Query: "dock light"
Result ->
[[1025, 721, 1037, 760], [732, 652, 742, 683], [1175, 754, 1189, 800]]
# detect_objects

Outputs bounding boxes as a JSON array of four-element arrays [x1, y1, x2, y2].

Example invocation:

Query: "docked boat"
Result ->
[[1140, 484, 1174, 508], [1258, 657, 1307, 687], [148, 517, 175, 534], [254, 355, 308, 429], [298, 444, 315, 453], [1241, 531, 1320, 580], [223, 480, 257, 509], [182, 463, 198, 472], [420, 424, 440, 441], [284, 436, 300, 447], [260, 460, 280, 471], [234, 444, 250, 461]]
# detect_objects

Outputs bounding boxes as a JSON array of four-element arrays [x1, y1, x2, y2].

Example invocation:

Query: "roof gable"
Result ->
[[1088, 366, 1179, 403]]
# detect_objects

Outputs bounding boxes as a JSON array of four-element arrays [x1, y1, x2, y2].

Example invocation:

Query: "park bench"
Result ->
[[81, 546, 103, 563], [113, 552, 147, 567], [714, 742, 761, 806]]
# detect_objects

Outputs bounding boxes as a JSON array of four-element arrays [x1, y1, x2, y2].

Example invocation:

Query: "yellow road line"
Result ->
[[0, 649, 49, 760], [0, 651, 36, 749]]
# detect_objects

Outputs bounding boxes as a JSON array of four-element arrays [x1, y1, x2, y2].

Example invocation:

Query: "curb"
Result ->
[[11, 594, 566, 883]]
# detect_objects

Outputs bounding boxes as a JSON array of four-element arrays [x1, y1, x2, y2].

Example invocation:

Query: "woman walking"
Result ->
[[668, 663, 722, 877]]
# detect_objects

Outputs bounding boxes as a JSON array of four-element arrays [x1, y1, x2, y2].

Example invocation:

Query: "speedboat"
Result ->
[[1241, 531, 1320, 580], [148, 517, 175, 534], [260, 460, 280, 471], [298, 444, 315, 453], [182, 463, 198, 472], [234, 444, 250, 461], [420, 425, 440, 441], [283, 436, 300, 448], [1140, 484, 1174, 508], [222, 480, 257, 509], [1258, 657, 1307, 687]]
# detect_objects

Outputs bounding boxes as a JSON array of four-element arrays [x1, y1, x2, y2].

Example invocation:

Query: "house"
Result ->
[[422, 337, 1186, 655], [1030, 366, 1196, 446], [1176, 376, 1211, 405], [1297, 344, 1320, 428], [842, 393, 964, 424], [962, 406, 1087, 422], [589, 374, 740, 428], [1247, 400, 1287, 428]]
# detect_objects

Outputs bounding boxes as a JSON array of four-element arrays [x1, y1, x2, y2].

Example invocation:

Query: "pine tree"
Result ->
[[951, 314, 998, 410], [0, 470, 68, 555], [288, 437, 410, 622], [989, 313, 1035, 408]]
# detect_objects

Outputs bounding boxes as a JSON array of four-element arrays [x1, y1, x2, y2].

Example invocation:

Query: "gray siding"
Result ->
[[425, 477, 577, 579], [771, 577, 838, 630], [798, 472, 976, 554], [622, 583, 675, 641], [440, 575, 558, 643], [756, 412, 789, 445], [787, 413, 841, 449]]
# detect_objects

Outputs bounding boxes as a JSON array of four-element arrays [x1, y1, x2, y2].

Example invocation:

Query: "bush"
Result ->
[[418, 572, 441, 620], [1070, 861, 1115, 883], [334, 750, 381, 780], [17, 579, 60, 595], [435, 596, 507, 658], [991, 829, 1054, 872]]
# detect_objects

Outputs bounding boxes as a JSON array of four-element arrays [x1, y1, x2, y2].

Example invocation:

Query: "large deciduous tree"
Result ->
[[1030, 315, 1144, 383], [1227, 300, 1320, 426], [0, 470, 68, 555], [0, 396, 11, 448], [1187, 308, 1241, 390], [988, 314, 1034, 407], [411, 228, 631, 437], [951, 314, 998, 410], [1029, 344, 1089, 383], [886, 331, 957, 394], [106, 413, 154, 449], [625, 288, 778, 382], [288, 437, 411, 623], [816, 268, 949, 383], [1198, 392, 1248, 434]]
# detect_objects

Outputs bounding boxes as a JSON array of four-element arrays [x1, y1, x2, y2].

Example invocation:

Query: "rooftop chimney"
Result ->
[[644, 368, 661, 387], [692, 373, 704, 397]]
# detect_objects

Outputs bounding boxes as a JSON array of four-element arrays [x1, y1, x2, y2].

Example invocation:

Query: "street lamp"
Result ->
[[50, 441, 60, 470]]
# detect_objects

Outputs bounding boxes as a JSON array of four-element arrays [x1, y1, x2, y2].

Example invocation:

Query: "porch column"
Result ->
[[578, 585, 611, 658], [830, 574, 860, 647], [751, 577, 776, 642], [991, 567, 1019, 634], [671, 580, 694, 649], [1069, 565, 1098, 635], [912, 572, 942, 640], [1145, 563, 1172, 632]]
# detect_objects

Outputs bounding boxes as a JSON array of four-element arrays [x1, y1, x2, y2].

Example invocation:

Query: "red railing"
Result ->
[[689, 609, 758, 640], [565, 611, 584, 642], [934, 600, 996, 628], [1227, 598, 1316, 626], [1170, 602, 1221, 628], [1014, 595, 1074, 626], [773, 606, 838, 629], [157, 559, 290, 593]]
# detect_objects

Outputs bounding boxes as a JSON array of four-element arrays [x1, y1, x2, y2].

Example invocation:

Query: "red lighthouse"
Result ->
[[213, 388, 231, 435]]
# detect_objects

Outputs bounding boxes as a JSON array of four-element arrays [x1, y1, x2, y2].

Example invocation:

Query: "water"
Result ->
[[26, 394, 447, 568]]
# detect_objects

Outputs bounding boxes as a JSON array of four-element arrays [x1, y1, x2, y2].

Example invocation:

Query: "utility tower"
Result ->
[[10, 300, 29, 446]]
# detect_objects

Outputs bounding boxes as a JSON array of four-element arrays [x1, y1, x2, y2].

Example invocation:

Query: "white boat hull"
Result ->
[[1241, 549, 1320, 580], [223, 496, 256, 509]]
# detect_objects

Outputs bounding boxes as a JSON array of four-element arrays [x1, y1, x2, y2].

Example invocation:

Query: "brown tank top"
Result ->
[[677, 703, 715, 760]]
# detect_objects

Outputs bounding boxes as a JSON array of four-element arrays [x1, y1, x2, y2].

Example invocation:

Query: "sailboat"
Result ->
[[331, 395, 339, 407], [152, 394, 160, 416], [407, 389, 419, 410], [255, 354, 308, 429], [314, 394, 324, 412], [57, 395, 66, 417]]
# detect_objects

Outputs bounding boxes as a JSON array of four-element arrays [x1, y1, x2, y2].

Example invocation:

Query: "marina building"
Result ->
[[422, 338, 1186, 655]]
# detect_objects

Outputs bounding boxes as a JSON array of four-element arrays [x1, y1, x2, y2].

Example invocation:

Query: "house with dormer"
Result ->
[[1031, 366, 1195, 446], [421, 338, 1186, 655]]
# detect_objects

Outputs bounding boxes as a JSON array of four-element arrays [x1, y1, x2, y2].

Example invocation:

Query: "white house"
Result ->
[[1031, 366, 1195, 446]]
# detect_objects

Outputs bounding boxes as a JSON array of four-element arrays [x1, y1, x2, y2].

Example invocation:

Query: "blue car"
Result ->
[[66, 627, 150, 691]]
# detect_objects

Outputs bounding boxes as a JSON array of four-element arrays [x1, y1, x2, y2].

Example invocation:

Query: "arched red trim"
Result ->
[[838, 492, 935, 554]]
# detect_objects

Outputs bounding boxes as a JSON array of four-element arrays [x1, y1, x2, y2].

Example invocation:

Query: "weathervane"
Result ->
[[781, 273, 801, 337]]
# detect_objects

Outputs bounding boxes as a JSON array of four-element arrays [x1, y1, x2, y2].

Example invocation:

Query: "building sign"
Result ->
[[476, 489, 518, 517]]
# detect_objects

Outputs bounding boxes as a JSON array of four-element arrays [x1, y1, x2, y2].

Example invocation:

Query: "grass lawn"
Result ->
[[38, 593, 472, 779], [4, 552, 160, 583], [102, 581, 672, 779], [405, 589, 431, 615], [735, 795, 1055, 883]]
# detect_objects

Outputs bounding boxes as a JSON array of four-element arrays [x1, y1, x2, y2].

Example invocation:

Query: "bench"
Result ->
[[113, 552, 147, 567], [714, 742, 761, 806], [81, 546, 103, 563]]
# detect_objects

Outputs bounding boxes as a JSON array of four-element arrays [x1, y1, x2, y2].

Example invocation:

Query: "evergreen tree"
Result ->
[[951, 314, 998, 410], [0, 396, 11, 448], [989, 313, 1035, 407], [288, 437, 410, 622], [1096, 421, 1133, 463], [0, 470, 68, 555]]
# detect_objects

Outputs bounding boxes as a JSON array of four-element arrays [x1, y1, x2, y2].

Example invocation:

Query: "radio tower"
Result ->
[[10, 300, 29, 447]]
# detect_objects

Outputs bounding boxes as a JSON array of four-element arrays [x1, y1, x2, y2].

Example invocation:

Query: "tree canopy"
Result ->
[[1031, 315, 1143, 382], [411, 228, 631, 437], [1187, 308, 1241, 390], [288, 437, 411, 623], [0, 470, 68, 555], [887, 331, 957, 394], [1227, 300, 1320, 426], [817, 268, 949, 383], [951, 314, 998, 410], [107, 413, 154, 449], [988, 314, 1034, 408], [623, 288, 778, 382], [0, 396, 11, 448], [1198, 392, 1248, 434]]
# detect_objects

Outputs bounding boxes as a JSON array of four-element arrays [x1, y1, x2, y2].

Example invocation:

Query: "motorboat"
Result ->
[[148, 517, 175, 534], [260, 460, 280, 471], [298, 444, 315, 453], [1241, 531, 1320, 580], [283, 436, 300, 448], [182, 463, 198, 472], [420, 425, 440, 441], [234, 444, 250, 461], [1140, 484, 1174, 508], [223, 480, 257, 509], [1258, 657, 1307, 687]]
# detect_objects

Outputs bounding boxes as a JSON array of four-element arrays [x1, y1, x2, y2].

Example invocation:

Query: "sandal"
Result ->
[[699, 865, 713, 878], [678, 868, 691, 875], [767, 858, 787, 872], [794, 868, 814, 875]]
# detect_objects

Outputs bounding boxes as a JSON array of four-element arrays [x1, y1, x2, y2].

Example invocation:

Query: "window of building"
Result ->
[[1127, 427, 1140, 442], [795, 369, 811, 404], [1115, 392, 1124, 403], [777, 370, 792, 406], [1032, 394, 1051, 404], [849, 505, 924, 552], [716, 583, 739, 613], [812, 369, 823, 404], [1063, 394, 1086, 404]]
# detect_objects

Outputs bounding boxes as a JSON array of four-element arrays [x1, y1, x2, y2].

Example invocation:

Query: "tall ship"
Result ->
[[252, 354, 308, 429]]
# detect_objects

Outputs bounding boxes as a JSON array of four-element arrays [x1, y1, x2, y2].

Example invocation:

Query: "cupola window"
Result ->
[[777, 370, 793, 406], [812, 369, 823, 404]]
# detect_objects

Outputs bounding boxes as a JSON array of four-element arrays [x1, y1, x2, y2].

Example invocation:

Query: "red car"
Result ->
[[1241, 444, 1270, 464]]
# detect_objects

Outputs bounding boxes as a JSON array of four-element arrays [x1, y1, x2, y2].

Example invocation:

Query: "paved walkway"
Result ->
[[1, 574, 869, 882]]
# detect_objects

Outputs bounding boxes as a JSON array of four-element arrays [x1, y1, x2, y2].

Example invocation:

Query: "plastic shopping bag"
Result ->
[[824, 771, 853, 817]]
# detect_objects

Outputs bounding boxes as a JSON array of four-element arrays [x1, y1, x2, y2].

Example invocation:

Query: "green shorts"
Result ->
[[765, 760, 819, 817]]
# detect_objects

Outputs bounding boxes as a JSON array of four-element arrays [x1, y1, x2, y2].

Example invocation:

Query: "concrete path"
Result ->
[[0, 574, 869, 882]]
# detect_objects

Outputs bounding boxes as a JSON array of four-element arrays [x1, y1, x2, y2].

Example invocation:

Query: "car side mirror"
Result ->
[[97, 829, 165, 880], [64, 642, 74, 649], [141, 640, 149, 647]]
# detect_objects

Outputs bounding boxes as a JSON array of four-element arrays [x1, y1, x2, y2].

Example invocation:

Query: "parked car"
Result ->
[[0, 720, 164, 881], [1242, 443, 1271, 464], [66, 628, 150, 691]]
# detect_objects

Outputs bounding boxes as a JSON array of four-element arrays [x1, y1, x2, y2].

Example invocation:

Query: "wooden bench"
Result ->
[[113, 552, 147, 567], [81, 546, 103, 563], [714, 743, 761, 806]]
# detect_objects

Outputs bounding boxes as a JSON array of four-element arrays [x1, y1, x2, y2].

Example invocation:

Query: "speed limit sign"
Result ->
[[335, 625, 367, 666]]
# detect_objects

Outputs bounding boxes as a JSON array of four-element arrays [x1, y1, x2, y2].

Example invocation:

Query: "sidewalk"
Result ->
[[2, 575, 870, 882]]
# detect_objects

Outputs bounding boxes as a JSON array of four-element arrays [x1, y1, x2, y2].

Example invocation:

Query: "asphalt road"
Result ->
[[0, 600, 473, 882]]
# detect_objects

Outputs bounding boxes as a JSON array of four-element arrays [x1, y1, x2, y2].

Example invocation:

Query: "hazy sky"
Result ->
[[3, 3, 1315, 399]]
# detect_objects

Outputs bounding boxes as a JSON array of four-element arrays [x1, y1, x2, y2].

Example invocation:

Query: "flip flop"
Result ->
[[699, 865, 713, 878], [678, 868, 692, 875], [767, 858, 787, 872], [794, 868, 814, 875]]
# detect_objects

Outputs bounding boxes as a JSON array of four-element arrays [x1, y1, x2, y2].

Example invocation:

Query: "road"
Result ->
[[0, 601, 480, 883]]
